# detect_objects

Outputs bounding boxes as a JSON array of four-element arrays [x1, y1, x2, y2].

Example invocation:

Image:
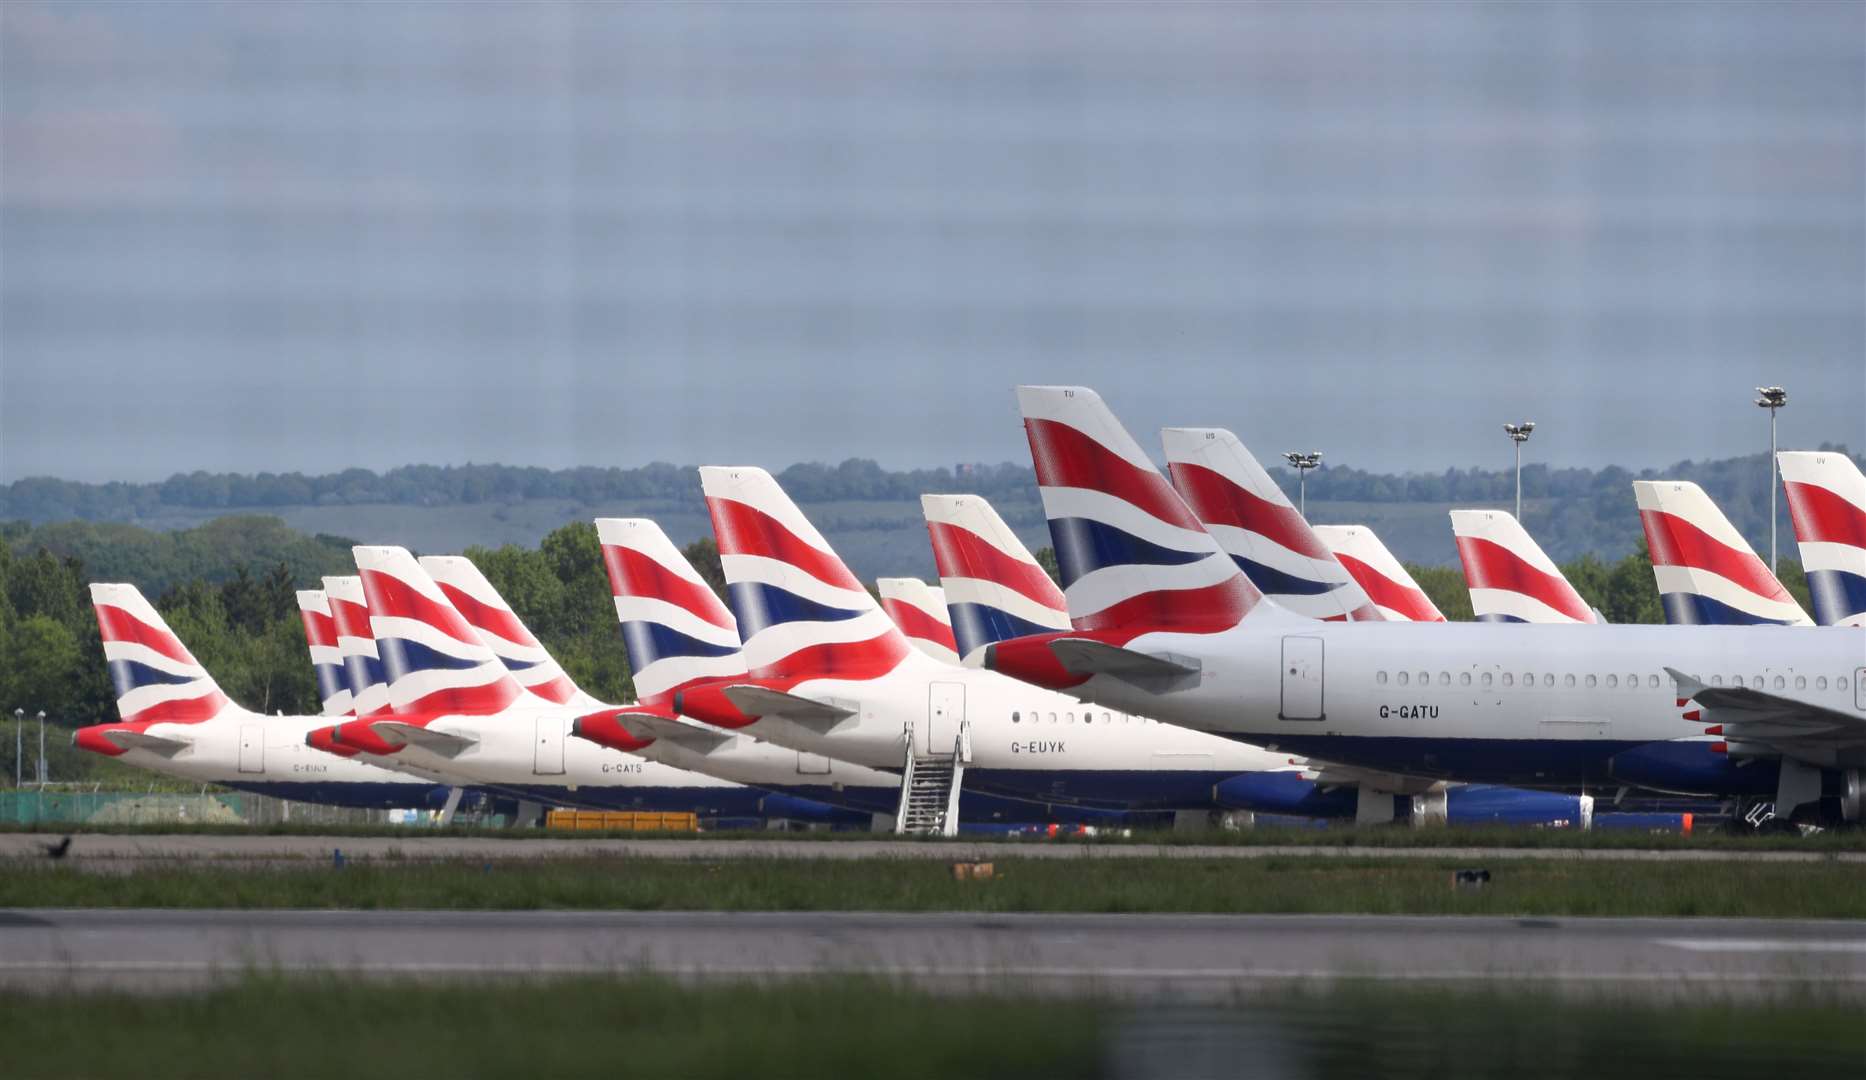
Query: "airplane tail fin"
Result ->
[[1162, 426, 1381, 621], [1633, 481, 1813, 626], [88, 583, 235, 725], [920, 493, 1071, 664], [322, 576, 391, 717], [699, 466, 916, 681], [1449, 509, 1597, 624], [876, 578, 960, 664], [1014, 386, 1262, 634], [593, 517, 749, 704], [353, 546, 526, 714], [417, 555, 597, 707], [1310, 525, 1447, 622], [1778, 451, 1866, 627], [296, 589, 353, 715]]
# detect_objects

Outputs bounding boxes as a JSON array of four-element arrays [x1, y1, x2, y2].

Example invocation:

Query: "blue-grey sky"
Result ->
[[3, 1, 1861, 484]]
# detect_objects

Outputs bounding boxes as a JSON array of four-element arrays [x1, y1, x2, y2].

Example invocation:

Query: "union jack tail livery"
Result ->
[[1633, 481, 1812, 626], [876, 578, 960, 664], [1450, 509, 1599, 624], [1779, 451, 1866, 628], [353, 546, 525, 714], [1162, 427, 1381, 622], [920, 493, 1071, 664], [699, 466, 918, 681], [91, 583, 234, 726], [322, 576, 391, 717], [1016, 386, 1262, 634], [296, 589, 353, 715], [418, 555, 597, 707], [1310, 525, 1447, 622], [594, 517, 749, 703]]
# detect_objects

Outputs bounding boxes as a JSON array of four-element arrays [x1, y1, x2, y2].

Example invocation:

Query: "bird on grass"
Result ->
[[40, 836, 72, 860]]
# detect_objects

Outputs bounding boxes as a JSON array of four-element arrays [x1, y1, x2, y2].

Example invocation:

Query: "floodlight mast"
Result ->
[[1282, 451, 1323, 516], [1755, 386, 1788, 572], [1504, 422, 1536, 522]]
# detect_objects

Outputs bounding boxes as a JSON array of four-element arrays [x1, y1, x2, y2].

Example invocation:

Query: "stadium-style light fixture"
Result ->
[[1755, 386, 1788, 572], [1282, 451, 1323, 516], [1503, 422, 1535, 521]]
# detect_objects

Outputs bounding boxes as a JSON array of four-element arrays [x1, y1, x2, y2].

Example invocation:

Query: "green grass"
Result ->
[[5, 854, 1863, 918], [6, 820, 1865, 853], [2, 975, 1858, 1080]]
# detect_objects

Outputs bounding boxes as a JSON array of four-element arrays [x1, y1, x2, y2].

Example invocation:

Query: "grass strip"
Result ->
[[5, 854, 1864, 917], [2, 974, 1858, 1080]]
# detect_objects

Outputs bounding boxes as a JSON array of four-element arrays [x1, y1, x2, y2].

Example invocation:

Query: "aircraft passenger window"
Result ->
[[1048, 713, 1058, 724], [1084, 713, 1091, 724], [1817, 677, 1828, 690], [1732, 675, 1745, 688], [1563, 674, 1575, 688], [1795, 676, 1806, 690], [1543, 673, 1555, 688], [1481, 673, 1493, 688], [1586, 675, 1597, 688], [1840, 678, 1850, 691], [1011, 712, 1020, 724], [1066, 712, 1075, 725], [1439, 672, 1451, 686], [1753, 676, 1763, 690], [1104, 712, 1114, 724], [1627, 674, 1637, 689], [1460, 673, 1471, 687], [1606, 675, 1617, 688], [1397, 672, 1409, 686], [1522, 672, 1533, 687], [1501, 673, 1513, 687], [1377, 671, 1388, 685], [1773, 676, 1785, 690], [1417, 671, 1429, 686], [1649, 675, 1661, 688], [1711, 676, 1723, 687]]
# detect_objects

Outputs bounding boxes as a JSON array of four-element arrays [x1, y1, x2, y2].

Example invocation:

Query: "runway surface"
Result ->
[[2, 833, 1858, 865], [3, 909, 1862, 996]]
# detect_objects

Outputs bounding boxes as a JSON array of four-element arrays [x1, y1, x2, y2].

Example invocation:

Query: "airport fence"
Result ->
[[0, 787, 390, 827]]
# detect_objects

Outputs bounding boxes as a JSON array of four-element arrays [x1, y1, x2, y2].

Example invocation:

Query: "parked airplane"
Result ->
[[1450, 509, 1600, 624], [323, 576, 390, 717], [920, 492, 1590, 826], [1634, 480, 1813, 626], [296, 589, 353, 715], [420, 543, 892, 823], [314, 546, 791, 818], [1310, 525, 1447, 622], [877, 578, 961, 664], [1161, 427, 1380, 621], [79, 583, 450, 809], [986, 386, 1866, 825], [1779, 451, 1866, 628]]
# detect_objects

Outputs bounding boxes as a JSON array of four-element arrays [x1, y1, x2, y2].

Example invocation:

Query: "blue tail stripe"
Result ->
[[343, 653, 387, 695], [1048, 517, 1206, 589], [1475, 613, 1529, 624], [619, 619, 742, 670], [725, 581, 865, 639], [314, 662, 347, 703], [1805, 568, 1866, 627], [946, 602, 1062, 659], [376, 638, 486, 682], [107, 658, 197, 696], [1228, 554, 1340, 597], [1659, 591, 1792, 627]]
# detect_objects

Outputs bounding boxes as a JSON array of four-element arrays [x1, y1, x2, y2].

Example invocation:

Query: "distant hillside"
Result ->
[[4, 448, 1857, 576]]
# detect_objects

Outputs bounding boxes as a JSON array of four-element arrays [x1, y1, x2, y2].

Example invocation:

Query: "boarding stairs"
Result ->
[[894, 721, 970, 837]]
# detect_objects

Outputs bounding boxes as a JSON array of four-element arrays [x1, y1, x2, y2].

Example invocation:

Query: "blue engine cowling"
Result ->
[[1443, 785, 1590, 827], [1608, 740, 1779, 797]]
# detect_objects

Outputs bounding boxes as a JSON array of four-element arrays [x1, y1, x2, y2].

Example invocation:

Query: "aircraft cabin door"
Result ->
[[533, 716, 566, 775], [927, 682, 964, 756], [238, 724, 265, 773], [1280, 637, 1325, 721]]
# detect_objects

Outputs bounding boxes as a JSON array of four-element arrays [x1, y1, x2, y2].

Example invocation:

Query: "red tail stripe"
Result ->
[[360, 570, 483, 646], [526, 675, 579, 705], [121, 690, 228, 726], [1782, 481, 1866, 547], [395, 680, 520, 716], [1639, 510, 1794, 602], [299, 609, 338, 649], [707, 497, 866, 594], [94, 604, 195, 666], [329, 595, 374, 640], [925, 520, 1066, 611], [1454, 536, 1593, 622], [1168, 461, 1333, 560], [1025, 418, 1204, 532], [1071, 575, 1256, 633], [600, 544, 735, 630], [1332, 554, 1446, 622], [748, 630, 911, 681], [435, 582, 539, 648], [880, 596, 959, 653]]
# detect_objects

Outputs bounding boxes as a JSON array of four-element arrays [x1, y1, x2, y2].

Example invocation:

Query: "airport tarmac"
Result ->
[[1, 909, 1862, 996], [2, 833, 1860, 865]]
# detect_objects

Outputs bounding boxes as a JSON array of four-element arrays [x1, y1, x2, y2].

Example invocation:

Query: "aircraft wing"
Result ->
[[371, 721, 478, 757], [1668, 667, 1866, 766], [1048, 638, 1202, 693], [1296, 758, 1444, 796], [721, 686, 856, 729], [106, 729, 191, 756]]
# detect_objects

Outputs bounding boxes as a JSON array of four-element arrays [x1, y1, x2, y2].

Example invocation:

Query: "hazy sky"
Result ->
[[3, 1, 1861, 484]]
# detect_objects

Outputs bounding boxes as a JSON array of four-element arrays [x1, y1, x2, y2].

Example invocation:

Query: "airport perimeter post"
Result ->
[[37, 710, 46, 786], [1282, 451, 1322, 516], [1756, 386, 1787, 571], [1504, 422, 1535, 521]]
